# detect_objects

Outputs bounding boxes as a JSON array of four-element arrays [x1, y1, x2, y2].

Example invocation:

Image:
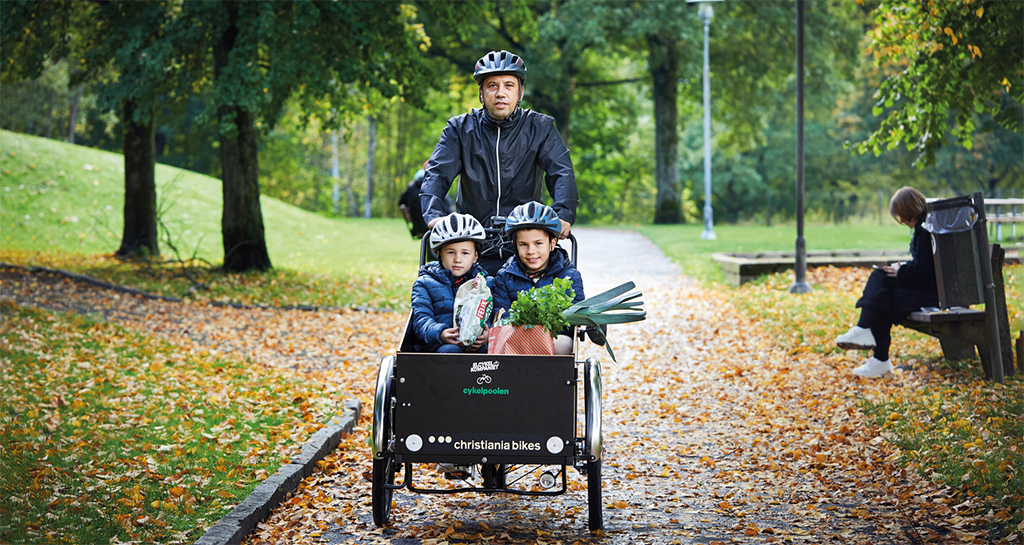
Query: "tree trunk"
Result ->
[[529, 86, 574, 148], [344, 126, 358, 217], [116, 99, 160, 258], [364, 114, 377, 219], [649, 33, 683, 224], [331, 129, 341, 215], [67, 85, 84, 144], [46, 89, 55, 139], [393, 108, 404, 218], [214, 2, 271, 272]]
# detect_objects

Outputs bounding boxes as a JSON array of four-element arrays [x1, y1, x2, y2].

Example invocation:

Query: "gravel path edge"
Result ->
[[192, 399, 362, 545]]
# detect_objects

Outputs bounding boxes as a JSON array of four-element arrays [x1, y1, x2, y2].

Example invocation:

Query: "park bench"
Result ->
[[902, 192, 1016, 383], [986, 197, 1023, 244]]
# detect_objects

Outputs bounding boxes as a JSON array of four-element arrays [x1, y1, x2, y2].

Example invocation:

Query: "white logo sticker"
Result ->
[[470, 360, 500, 373]]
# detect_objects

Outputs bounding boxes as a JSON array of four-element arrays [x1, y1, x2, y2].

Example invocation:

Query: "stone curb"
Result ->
[[193, 399, 362, 545]]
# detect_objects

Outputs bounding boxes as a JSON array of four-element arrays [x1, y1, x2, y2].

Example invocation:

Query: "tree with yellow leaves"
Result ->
[[855, 0, 1022, 167]]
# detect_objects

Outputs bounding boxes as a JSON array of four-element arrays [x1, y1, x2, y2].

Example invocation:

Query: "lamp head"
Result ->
[[686, 0, 722, 24]]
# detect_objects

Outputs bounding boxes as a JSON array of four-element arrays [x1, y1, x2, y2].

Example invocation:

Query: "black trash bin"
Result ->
[[922, 197, 982, 309]]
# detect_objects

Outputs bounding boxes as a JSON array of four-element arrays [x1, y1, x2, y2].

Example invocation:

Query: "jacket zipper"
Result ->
[[495, 126, 501, 220]]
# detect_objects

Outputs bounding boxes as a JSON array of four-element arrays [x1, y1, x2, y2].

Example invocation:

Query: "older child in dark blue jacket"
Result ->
[[411, 214, 490, 353], [492, 202, 584, 355]]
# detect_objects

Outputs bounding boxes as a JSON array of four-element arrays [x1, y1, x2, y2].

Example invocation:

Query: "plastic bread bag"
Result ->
[[454, 273, 492, 347]]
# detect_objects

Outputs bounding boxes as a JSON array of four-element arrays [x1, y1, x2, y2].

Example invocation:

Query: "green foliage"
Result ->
[[0, 1, 82, 84], [858, 0, 1024, 166], [563, 281, 646, 361], [3, 0, 1021, 229], [163, 2, 436, 135], [507, 277, 575, 338]]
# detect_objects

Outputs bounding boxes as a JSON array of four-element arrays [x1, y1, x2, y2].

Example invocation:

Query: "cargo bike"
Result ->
[[371, 228, 604, 531]]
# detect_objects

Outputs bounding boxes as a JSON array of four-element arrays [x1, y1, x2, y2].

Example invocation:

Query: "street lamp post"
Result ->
[[689, 0, 720, 240], [789, 0, 812, 294]]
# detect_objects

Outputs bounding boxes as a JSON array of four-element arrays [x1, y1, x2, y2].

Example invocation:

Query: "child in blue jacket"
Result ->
[[492, 201, 584, 355], [411, 214, 490, 353]]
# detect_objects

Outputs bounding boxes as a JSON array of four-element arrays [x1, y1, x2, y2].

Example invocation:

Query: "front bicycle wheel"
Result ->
[[372, 456, 397, 526], [371, 356, 396, 526]]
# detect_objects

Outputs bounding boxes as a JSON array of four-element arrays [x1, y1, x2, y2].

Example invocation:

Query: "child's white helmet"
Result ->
[[429, 213, 486, 251]]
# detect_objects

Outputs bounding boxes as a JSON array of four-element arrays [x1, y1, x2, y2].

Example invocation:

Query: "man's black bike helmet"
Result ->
[[473, 50, 527, 85], [504, 201, 561, 238]]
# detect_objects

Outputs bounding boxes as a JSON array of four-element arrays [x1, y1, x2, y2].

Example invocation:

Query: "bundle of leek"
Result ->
[[563, 281, 645, 361]]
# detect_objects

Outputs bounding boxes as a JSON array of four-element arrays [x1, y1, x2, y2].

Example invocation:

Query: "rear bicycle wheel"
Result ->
[[587, 459, 602, 531], [481, 463, 506, 489]]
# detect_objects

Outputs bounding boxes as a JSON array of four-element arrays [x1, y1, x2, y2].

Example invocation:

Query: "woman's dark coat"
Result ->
[[856, 221, 939, 320]]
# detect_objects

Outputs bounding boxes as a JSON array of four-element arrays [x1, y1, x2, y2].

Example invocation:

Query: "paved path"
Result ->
[[572, 227, 684, 290], [3, 230, 967, 545]]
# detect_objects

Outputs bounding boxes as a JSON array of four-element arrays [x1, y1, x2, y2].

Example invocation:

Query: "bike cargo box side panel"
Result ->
[[393, 353, 575, 462]]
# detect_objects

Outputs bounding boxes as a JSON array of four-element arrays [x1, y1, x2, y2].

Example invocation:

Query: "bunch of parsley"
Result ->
[[507, 278, 575, 338]]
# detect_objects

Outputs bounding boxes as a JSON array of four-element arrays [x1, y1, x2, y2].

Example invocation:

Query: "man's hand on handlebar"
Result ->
[[431, 214, 570, 238], [559, 219, 571, 239]]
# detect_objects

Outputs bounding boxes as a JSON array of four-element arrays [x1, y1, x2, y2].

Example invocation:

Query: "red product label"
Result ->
[[475, 299, 490, 319]]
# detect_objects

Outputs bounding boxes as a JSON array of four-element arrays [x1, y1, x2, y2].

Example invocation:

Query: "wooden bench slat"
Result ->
[[907, 308, 986, 323]]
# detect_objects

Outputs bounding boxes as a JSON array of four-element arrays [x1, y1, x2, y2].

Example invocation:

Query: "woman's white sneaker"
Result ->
[[852, 357, 893, 378], [836, 326, 876, 350]]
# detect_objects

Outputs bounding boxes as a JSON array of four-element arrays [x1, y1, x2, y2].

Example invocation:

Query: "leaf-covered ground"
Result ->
[[0, 266, 404, 543], [1, 230, 1020, 544], [245, 231, 1022, 545]]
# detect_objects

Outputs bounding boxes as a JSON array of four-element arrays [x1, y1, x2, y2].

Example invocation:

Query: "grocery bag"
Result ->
[[487, 324, 555, 355], [454, 273, 492, 347]]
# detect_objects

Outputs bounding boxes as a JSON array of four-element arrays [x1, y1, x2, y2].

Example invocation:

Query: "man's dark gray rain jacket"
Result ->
[[419, 107, 578, 252]]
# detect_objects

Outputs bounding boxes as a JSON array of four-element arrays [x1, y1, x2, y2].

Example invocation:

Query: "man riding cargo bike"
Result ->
[[371, 51, 614, 531], [420, 50, 579, 276]]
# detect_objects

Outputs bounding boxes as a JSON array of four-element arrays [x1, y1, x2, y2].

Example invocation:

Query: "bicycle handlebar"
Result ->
[[419, 216, 577, 267]]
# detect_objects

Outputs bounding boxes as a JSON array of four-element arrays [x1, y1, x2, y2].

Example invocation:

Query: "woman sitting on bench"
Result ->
[[835, 186, 939, 378]]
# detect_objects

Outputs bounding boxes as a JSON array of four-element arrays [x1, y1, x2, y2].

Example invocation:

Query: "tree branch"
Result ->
[[490, 8, 519, 48], [426, 48, 475, 75], [576, 77, 647, 88]]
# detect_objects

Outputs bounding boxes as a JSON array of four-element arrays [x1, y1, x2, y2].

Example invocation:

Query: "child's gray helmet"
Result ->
[[473, 50, 527, 84], [504, 201, 561, 237], [430, 213, 487, 251]]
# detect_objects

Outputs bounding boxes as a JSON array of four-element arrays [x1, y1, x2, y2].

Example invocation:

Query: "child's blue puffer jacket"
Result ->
[[491, 247, 584, 333], [411, 261, 488, 352]]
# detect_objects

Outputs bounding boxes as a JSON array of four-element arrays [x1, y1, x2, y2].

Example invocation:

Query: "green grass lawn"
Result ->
[[641, 222, 921, 284], [1, 130, 421, 309]]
